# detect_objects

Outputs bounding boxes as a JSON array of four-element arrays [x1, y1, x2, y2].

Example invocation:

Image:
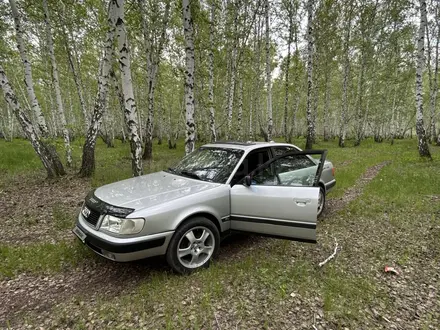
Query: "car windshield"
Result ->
[[167, 147, 244, 184]]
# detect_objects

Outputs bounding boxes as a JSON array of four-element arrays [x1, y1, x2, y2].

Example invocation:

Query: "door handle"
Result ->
[[295, 198, 311, 206]]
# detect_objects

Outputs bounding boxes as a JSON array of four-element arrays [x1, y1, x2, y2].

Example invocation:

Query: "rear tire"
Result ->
[[166, 217, 220, 274], [318, 186, 326, 218]]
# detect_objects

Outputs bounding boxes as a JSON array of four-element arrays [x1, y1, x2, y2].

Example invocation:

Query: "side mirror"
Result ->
[[244, 175, 252, 187]]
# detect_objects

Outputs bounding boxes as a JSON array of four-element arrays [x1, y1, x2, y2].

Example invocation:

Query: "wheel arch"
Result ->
[[178, 211, 222, 235]]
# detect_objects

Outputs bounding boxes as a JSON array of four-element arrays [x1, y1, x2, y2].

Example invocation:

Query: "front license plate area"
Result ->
[[73, 226, 87, 243]]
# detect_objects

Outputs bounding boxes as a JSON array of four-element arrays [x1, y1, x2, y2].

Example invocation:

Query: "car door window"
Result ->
[[252, 154, 318, 187], [272, 146, 296, 157], [231, 149, 271, 185]]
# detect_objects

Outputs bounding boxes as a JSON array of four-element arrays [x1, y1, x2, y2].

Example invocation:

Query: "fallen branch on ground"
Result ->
[[319, 237, 340, 267]]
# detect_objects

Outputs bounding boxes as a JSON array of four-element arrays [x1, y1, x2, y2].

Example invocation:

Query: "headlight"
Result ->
[[100, 215, 145, 234]]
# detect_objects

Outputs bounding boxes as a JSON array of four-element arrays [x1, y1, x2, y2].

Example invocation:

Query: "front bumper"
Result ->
[[73, 214, 174, 262]]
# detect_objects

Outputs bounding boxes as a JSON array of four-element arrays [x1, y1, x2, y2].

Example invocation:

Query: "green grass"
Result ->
[[1, 137, 440, 328], [0, 241, 91, 278]]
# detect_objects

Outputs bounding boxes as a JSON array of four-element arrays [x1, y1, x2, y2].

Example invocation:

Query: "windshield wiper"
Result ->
[[180, 170, 201, 180]]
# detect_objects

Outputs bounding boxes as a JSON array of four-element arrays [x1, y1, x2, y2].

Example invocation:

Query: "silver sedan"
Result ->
[[73, 141, 336, 273]]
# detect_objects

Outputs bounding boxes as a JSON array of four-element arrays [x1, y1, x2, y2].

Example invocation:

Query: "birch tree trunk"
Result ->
[[415, 0, 431, 158], [63, 23, 88, 133], [140, 0, 171, 160], [9, 0, 48, 137], [182, 0, 196, 155], [225, 3, 238, 141], [305, 0, 314, 150], [265, 0, 273, 141], [339, 4, 352, 148], [323, 71, 330, 141], [115, 0, 143, 176], [79, 0, 116, 177], [354, 52, 366, 147], [429, 19, 439, 144], [208, 0, 217, 142], [1, 65, 65, 178], [283, 5, 293, 143], [237, 77, 243, 140], [43, 0, 72, 166]]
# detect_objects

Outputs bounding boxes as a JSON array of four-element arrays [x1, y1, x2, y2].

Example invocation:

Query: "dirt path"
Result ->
[[0, 162, 390, 327], [323, 161, 390, 216]]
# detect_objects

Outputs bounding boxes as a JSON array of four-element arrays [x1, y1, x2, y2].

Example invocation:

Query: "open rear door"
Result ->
[[230, 150, 327, 243]]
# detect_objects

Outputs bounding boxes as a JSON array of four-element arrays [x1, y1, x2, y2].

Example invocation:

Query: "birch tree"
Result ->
[[182, 0, 196, 155], [9, 0, 48, 137], [427, 3, 439, 144], [1, 65, 65, 178], [208, 0, 216, 142], [339, 2, 353, 148], [225, 1, 238, 141], [79, 0, 117, 177], [43, 0, 72, 166], [140, 0, 171, 160], [115, 0, 143, 176], [282, 0, 295, 143], [265, 0, 273, 141], [415, 0, 431, 158], [305, 0, 314, 149]]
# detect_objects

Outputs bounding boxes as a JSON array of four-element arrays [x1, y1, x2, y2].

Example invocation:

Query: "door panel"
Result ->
[[230, 184, 319, 242], [229, 150, 327, 242]]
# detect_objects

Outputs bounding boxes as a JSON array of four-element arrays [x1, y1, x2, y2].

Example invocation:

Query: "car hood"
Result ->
[[94, 171, 219, 210]]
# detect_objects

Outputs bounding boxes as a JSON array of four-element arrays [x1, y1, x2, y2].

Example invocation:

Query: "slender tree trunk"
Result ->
[[208, 0, 216, 142], [305, 0, 314, 149], [63, 26, 88, 133], [283, 8, 293, 142], [237, 76, 243, 140], [9, 0, 48, 137], [323, 71, 330, 141], [354, 52, 366, 147], [182, 0, 196, 154], [43, 0, 72, 166], [140, 0, 170, 160], [226, 12, 238, 141], [339, 6, 352, 148], [1, 65, 65, 178], [79, 0, 116, 177], [115, 0, 143, 176], [429, 19, 439, 144], [415, 0, 431, 158], [265, 0, 273, 141]]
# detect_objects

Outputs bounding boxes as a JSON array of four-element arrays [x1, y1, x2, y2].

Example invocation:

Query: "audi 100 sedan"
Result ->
[[73, 141, 336, 273]]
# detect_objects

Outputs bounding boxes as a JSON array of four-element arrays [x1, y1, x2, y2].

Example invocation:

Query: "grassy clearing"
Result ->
[[1, 137, 440, 328]]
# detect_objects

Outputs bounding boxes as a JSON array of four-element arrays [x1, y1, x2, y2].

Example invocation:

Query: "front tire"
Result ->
[[318, 186, 326, 218], [166, 217, 220, 274]]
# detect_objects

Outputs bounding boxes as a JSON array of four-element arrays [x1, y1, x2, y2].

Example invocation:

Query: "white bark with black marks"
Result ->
[[115, 0, 143, 176], [305, 0, 314, 150], [415, 0, 431, 158], [339, 3, 352, 148], [182, 0, 196, 155], [1, 65, 65, 178], [43, 0, 72, 166], [265, 0, 273, 141], [237, 77, 243, 141], [79, 0, 117, 177], [140, 0, 171, 160], [9, 0, 48, 137], [208, 0, 216, 142]]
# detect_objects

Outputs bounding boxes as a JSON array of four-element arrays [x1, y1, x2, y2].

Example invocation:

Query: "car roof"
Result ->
[[202, 141, 301, 152]]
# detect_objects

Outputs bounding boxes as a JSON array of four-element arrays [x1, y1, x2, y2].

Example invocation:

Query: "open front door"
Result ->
[[230, 150, 327, 243]]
